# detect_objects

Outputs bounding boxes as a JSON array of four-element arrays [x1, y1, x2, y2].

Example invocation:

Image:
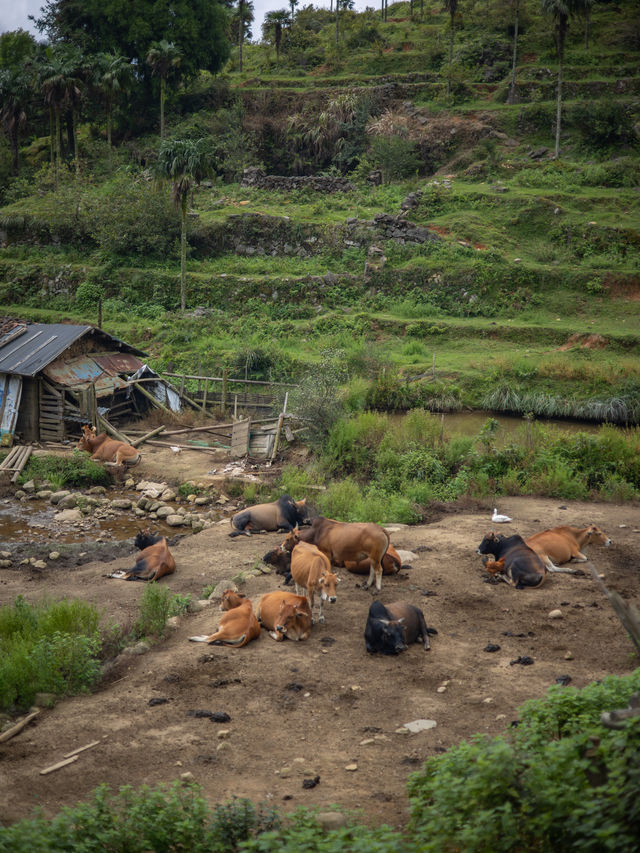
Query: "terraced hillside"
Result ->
[[1, 0, 639, 420]]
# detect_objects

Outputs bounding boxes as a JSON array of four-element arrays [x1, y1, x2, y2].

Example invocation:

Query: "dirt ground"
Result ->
[[1, 445, 639, 831]]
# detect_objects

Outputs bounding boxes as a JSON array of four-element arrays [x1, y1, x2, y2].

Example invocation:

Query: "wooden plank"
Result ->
[[63, 740, 101, 759], [131, 425, 165, 448], [231, 418, 251, 458], [0, 710, 39, 743], [40, 755, 79, 775]]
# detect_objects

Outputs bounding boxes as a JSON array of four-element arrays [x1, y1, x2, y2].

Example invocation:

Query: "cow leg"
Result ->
[[572, 551, 588, 562], [547, 565, 579, 574], [365, 562, 382, 591]]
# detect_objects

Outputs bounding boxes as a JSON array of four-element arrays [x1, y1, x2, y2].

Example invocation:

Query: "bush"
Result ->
[[368, 134, 422, 183], [133, 584, 180, 639], [408, 670, 640, 853], [19, 452, 112, 489]]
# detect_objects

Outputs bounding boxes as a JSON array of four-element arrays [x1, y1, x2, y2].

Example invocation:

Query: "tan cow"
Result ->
[[189, 591, 260, 647], [229, 495, 307, 537], [77, 424, 140, 469], [109, 530, 175, 582], [257, 591, 312, 641], [282, 538, 339, 624], [344, 543, 402, 576], [287, 516, 390, 591], [525, 525, 611, 571]]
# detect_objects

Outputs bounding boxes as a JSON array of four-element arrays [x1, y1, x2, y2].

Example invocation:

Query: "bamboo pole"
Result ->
[[97, 415, 131, 444], [40, 755, 79, 775], [130, 425, 166, 448], [0, 710, 39, 743], [134, 382, 173, 415]]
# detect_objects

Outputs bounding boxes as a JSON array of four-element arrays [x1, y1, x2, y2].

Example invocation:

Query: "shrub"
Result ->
[[368, 134, 422, 183], [408, 670, 640, 853], [19, 452, 111, 489], [133, 584, 175, 639]]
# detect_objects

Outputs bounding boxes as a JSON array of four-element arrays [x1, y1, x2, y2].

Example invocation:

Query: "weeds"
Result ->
[[19, 453, 112, 489]]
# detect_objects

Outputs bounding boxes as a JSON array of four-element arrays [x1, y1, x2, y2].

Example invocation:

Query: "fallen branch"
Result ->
[[130, 425, 165, 448], [0, 710, 39, 743], [40, 754, 79, 775], [63, 740, 101, 759]]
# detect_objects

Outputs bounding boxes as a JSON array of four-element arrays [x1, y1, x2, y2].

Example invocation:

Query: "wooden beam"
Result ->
[[130, 425, 165, 448]]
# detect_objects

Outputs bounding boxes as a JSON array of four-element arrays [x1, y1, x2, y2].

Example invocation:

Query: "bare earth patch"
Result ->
[[0, 447, 638, 830]]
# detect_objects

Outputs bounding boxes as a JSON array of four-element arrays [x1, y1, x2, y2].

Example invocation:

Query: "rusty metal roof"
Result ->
[[42, 354, 130, 395], [0, 324, 146, 378]]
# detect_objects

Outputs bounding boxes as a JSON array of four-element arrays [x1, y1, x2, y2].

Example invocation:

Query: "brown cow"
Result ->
[[77, 424, 140, 468], [257, 592, 312, 641], [109, 530, 175, 582], [189, 591, 260, 647], [286, 517, 390, 591], [283, 538, 339, 624], [344, 543, 402, 576], [525, 525, 611, 571], [229, 495, 308, 537]]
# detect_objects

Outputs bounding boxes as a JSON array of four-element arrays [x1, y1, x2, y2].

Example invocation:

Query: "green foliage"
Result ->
[[368, 134, 422, 183], [0, 596, 102, 711], [19, 452, 111, 489], [408, 670, 640, 853], [0, 785, 280, 852], [133, 583, 181, 639]]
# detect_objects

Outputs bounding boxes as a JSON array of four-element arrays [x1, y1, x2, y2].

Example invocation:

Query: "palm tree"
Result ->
[[38, 47, 83, 183], [263, 10, 291, 63], [541, 0, 593, 157], [146, 40, 182, 139], [96, 53, 133, 149], [233, 0, 254, 73], [156, 138, 215, 312], [0, 69, 30, 175], [443, 0, 458, 99]]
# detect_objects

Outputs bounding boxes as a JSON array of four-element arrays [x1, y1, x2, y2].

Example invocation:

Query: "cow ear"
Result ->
[[299, 499, 306, 507]]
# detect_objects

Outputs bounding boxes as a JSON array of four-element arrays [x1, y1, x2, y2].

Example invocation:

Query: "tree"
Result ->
[[232, 0, 254, 73], [156, 138, 215, 312], [443, 0, 458, 99], [262, 10, 291, 62], [95, 53, 133, 149], [541, 0, 593, 157], [336, 0, 355, 43], [146, 40, 182, 139], [38, 45, 84, 183], [289, 0, 299, 22], [0, 69, 30, 175], [508, 0, 521, 104], [34, 0, 231, 81], [0, 29, 38, 70]]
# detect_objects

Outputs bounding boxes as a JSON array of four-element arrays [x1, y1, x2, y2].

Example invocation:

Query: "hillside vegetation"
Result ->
[[0, 0, 639, 426]]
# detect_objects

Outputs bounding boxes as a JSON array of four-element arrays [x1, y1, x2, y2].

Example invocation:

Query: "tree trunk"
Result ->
[[73, 108, 79, 175], [106, 98, 112, 148], [508, 0, 519, 105], [9, 128, 19, 176], [54, 105, 61, 188], [180, 201, 187, 312], [447, 14, 454, 98], [336, 2, 339, 44], [239, 0, 244, 73], [160, 76, 166, 139]]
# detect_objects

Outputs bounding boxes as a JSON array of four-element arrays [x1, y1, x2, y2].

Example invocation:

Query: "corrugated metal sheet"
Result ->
[[93, 353, 144, 375], [0, 324, 147, 377], [42, 355, 128, 395], [0, 374, 22, 443]]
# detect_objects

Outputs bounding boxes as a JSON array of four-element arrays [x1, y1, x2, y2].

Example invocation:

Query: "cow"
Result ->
[[262, 541, 402, 585], [229, 495, 308, 537], [257, 591, 312, 641], [77, 424, 141, 469], [525, 525, 611, 571], [108, 530, 176, 581], [365, 600, 436, 655], [477, 531, 550, 589], [189, 591, 260, 647], [262, 547, 293, 584], [284, 539, 339, 624], [283, 516, 390, 592]]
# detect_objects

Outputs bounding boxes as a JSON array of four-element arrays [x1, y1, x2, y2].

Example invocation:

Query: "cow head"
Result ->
[[477, 531, 500, 556], [319, 570, 339, 603], [275, 601, 311, 638], [220, 590, 246, 611], [263, 547, 291, 575], [586, 525, 611, 547], [281, 528, 301, 553], [376, 617, 408, 654]]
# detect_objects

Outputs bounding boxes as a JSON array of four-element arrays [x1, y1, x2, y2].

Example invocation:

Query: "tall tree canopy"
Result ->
[[34, 0, 230, 80]]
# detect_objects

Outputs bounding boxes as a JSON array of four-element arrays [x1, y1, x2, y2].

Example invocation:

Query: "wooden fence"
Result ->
[[160, 371, 298, 418]]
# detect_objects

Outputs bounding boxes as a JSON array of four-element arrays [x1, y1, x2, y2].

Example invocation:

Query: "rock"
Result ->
[[217, 729, 231, 739], [33, 560, 47, 570], [22, 480, 35, 492], [564, 651, 574, 660], [316, 812, 348, 831], [404, 719, 437, 733], [0, 559, 11, 568], [54, 508, 83, 523], [166, 514, 186, 526], [123, 641, 151, 656], [161, 489, 176, 501], [36, 490, 53, 500], [110, 499, 132, 510], [209, 581, 238, 600], [50, 490, 71, 504], [48, 551, 60, 560], [344, 763, 358, 771], [57, 494, 78, 509], [549, 609, 563, 619], [155, 505, 172, 519], [180, 772, 195, 782], [166, 616, 180, 629]]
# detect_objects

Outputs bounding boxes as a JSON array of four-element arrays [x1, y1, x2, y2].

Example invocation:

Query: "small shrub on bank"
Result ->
[[0, 596, 103, 711], [19, 452, 112, 489], [132, 584, 188, 640]]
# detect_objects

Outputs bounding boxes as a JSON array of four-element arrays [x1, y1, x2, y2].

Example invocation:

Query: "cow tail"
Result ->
[[382, 530, 390, 561]]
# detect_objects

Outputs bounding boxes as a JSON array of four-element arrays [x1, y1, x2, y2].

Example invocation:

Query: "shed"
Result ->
[[0, 323, 170, 445]]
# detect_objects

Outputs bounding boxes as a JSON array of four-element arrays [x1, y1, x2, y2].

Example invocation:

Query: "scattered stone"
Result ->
[[549, 609, 563, 619], [32, 560, 47, 570], [166, 514, 186, 526], [404, 719, 437, 733], [556, 675, 572, 686], [484, 643, 501, 652], [510, 656, 534, 666], [279, 765, 292, 778], [48, 551, 60, 560], [395, 727, 409, 734], [111, 499, 132, 510], [564, 651, 574, 660], [436, 686, 446, 694], [360, 738, 375, 746], [316, 812, 348, 831], [217, 729, 231, 739], [54, 509, 83, 523], [180, 772, 195, 782], [50, 490, 71, 505], [344, 763, 358, 771]]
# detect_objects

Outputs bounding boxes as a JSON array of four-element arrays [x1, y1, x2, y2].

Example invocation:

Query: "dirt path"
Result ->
[[1, 448, 639, 830]]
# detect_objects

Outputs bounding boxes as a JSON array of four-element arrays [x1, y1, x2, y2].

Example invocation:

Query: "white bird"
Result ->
[[492, 508, 512, 523]]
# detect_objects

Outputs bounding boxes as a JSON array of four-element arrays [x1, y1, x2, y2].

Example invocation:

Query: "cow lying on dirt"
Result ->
[[281, 535, 339, 624], [108, 530, 176, 581], [477, 531, 550, 589], [284, 517, 390, 591], [77, 424, 140, 469], [229, 495, 308, 537], [257, 592, 312, 641], [189, 590, 260, 646], [525, 524, 611, 570], [365, 600, 436, 655]]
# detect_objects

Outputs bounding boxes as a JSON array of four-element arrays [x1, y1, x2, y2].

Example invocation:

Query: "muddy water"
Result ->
[[406, 411, 602, 445]]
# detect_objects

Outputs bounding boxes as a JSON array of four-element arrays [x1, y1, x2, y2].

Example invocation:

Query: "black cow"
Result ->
[[262, 546, 293, 584], [229, 495, 308, 537], [477, 531, 548, 589], [364, 600, 436, 655]]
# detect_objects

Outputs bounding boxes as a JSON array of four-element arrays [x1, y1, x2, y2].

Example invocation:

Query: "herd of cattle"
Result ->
[[101, 488, 611, 656]]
